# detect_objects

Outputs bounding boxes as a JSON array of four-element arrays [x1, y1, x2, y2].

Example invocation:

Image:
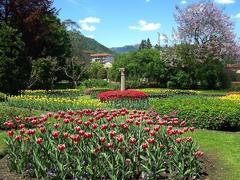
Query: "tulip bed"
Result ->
[[5, 108, 203, 179], [97, 90, 149, 109], [23, 89, 83, 98], [219, 92, 240, 102], [6, 95, 105, 111]]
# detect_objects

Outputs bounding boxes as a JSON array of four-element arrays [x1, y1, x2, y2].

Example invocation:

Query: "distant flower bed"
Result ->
[[220, 92, 240, 102], [97, 90, 149, 109], [97, 90, 148, 101]]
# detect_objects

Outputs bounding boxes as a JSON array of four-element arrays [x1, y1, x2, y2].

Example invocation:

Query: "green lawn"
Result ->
[[188, 130, 240, 180]]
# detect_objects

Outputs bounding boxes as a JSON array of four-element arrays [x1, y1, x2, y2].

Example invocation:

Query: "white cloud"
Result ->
[[235, 13, 240, 18], [146, 0, 150, 2], [79, 17, 101, 32], [79, 17, 101, 24], [181, 0, 187, 4], [214, 0, 235, 4], [129, 20, 160, 31], [86, 35, 94, 39]]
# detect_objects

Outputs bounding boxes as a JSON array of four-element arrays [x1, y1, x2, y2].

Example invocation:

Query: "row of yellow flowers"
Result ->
[[219, 92, 240, 101], [7, 95, 105, 111]]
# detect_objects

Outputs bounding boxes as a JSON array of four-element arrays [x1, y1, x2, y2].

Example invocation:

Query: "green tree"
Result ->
[[29, 57, 59, 90], [139, 40, 147, 50], [146, 38, 152, 49], [0, 23, 29, 94], [88, 62, 105, 79]]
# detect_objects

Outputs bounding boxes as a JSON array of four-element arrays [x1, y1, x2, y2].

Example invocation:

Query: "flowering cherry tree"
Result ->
[[175, 1, 239, 62]]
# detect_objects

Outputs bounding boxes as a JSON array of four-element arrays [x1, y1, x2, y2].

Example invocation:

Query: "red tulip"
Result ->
[[79, 130, 85, 136], [147, 138, 155, 144], [58, 144, 66, 151], [109, 130, 116, 137], [99, 137, 106, 143], [135, 121, 141, 126], [36, 138, 43, 144], [129, 137, 137, 145], [91, 124, 98, 129], [64, 118, 70, 124], [52, 131, 59, 139], [101, 124, 108, 130], [116, 134, 124, 142], [19, 124, 25, 129], [144, 127, 150, 132], [190, 127, 195, 132], [107, 143, 113, 149], [40, 127, 46, 134], [111, 123, 117, 128], [180, 121, 186, 127], [84, 121, 90, 127], [149, 131, 156, 137], [141, 143, 148, 150], [176, 138, 181, 144], [15, 135, 22, 141], [63, 132, 69, 139], [75, 126, 81, 132], [187, 137, 192, 142], [20, 128, 25, 135]]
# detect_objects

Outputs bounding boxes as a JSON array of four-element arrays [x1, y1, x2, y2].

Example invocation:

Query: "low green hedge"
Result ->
[[84, 88, 111, 98], [0, 105, 43, 130], [150, 96, 240, 130]]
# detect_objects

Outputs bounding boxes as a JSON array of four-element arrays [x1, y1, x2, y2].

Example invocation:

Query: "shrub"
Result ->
[[83, 79, 109, 88], [84, 88, 111, 98], [0, 105, 42, 130], [150, 96, 240, 130], [0, 92, 7, 102], [5, 109, 203, 179]]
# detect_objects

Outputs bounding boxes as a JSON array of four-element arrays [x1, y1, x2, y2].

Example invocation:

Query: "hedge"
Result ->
[[150, 96, 240, 130]]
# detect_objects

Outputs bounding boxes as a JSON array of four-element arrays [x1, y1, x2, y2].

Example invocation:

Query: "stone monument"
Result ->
[[119, 68, 126, 91]]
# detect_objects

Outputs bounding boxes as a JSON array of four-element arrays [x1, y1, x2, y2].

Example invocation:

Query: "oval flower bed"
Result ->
[[97, 90, 149, 109], [5, 108, 203, 179]]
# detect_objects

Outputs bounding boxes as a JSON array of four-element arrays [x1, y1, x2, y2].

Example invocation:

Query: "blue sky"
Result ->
[[54, 0, 240, 48]]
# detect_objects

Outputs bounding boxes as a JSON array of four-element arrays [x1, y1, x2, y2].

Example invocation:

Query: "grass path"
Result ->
[[189, 130, 240, 180]]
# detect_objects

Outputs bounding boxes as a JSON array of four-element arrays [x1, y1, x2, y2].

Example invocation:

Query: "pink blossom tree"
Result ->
[[175, 1, 239, 62]]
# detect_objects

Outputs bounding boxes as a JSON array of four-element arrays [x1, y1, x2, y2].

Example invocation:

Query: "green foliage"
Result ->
[[0, 23, 30, 94], [87, 62, 108, 79], [0, 92, 6, 102], [30, 57, 59, 90], [110, 49, 166, 84], [83, 79, 110, 88], [150, 96, 240, 130], [84, 88, 111, 98]]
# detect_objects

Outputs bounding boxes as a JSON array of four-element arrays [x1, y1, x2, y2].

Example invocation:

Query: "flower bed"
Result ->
[[220, 92, 240, 101], [97, 90, 149, 109], [7, 95, 105, 111], [5, 108, 203, 179]]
